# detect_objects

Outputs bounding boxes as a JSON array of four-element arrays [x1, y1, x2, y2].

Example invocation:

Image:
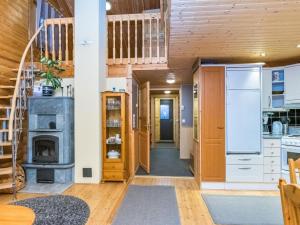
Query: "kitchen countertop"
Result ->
[[263, 134, 283, 139]]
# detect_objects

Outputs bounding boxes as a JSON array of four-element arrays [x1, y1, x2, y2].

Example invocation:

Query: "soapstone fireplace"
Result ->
[[23, 97, 74, 184]]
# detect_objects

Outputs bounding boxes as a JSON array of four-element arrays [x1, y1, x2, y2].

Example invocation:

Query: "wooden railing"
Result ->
[[7, 17, 74, 199], [43, 17, 74, 63], [107, 13, 168, 65]]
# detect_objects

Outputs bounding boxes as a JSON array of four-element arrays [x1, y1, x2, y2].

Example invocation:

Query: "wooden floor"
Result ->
[[0, 176, 279, 225]]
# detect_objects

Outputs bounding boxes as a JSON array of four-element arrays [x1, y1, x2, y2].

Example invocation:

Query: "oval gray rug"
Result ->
[[12, 195, 90, 225]]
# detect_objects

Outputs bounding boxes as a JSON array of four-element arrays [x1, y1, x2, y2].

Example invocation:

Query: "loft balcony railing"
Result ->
[[34, 13, 168, 66], [107, 13, 168, 65]]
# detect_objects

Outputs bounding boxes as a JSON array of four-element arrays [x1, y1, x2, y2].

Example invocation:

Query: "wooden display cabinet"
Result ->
[[101, 92, 129, 182]]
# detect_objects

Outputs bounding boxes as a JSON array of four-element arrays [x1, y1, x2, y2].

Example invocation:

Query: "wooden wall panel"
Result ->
[[0, 0, 31, 164], [0, 0, 29, 84]]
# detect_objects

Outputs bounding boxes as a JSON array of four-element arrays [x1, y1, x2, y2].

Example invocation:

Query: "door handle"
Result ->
[[217, 126, 224, 129]]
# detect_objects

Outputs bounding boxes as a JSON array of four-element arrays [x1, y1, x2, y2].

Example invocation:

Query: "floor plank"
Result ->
[[0, 177, 279, 225]]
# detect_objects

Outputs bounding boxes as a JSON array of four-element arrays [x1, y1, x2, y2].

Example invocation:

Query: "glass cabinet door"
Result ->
[[105, 96, 122, 160]]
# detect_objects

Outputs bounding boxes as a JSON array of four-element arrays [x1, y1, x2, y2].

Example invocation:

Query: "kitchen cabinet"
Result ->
[[263, 139, 281, 183], [226, 154, 264, 182], [198, 66, 226, 182], [285, 64, 300, 104], [262, 69, 272, 110], [262, 68, 285, 110]]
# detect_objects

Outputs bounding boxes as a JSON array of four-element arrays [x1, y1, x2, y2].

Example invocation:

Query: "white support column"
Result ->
[[74, 0, 107, 183]]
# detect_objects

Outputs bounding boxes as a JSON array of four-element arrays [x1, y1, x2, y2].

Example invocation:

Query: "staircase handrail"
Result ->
[[8, 25, 44, 141]]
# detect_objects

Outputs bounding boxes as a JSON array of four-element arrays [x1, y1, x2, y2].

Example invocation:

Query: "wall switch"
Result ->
[[181, 105, 185, 110]]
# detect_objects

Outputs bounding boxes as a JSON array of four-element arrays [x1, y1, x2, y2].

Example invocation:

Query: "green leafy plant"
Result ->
[[39, 57, 65, 89]]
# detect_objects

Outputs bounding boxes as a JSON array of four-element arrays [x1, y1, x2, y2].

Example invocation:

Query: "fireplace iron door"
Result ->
[[32, 135, 59, 164]]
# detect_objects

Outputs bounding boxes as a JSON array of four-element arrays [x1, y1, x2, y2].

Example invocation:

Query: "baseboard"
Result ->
[[201, 182, 278, 191]]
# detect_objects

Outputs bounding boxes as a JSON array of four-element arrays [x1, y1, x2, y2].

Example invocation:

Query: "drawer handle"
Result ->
[[238, 159, 251, 161], [238, 167, 252, 170]]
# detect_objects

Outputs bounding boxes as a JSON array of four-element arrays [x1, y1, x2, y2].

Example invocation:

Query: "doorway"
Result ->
[[136, 88, 193, 177]]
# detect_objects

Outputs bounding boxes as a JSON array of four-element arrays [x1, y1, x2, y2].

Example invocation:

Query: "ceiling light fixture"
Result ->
[[297, 44, 300, 48], [260, 52, 266, 57], [166, 73, 176, 84], [164, 90, 171, 94], [106, 1, 112, 11]]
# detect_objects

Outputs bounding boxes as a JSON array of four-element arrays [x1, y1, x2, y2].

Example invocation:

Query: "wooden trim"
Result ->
[[107, 13, 161, 22]]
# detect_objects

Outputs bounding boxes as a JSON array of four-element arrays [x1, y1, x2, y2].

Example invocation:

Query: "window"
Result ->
[[160, 104, 170, 120]]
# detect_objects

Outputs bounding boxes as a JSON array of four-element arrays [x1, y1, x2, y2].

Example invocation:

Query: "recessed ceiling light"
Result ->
[[106, 1, 112, 11], [164, 90, 171, 94], [260, 52, 266, 57], [297, 44, 300, 48], [166, 73, 176, 84]]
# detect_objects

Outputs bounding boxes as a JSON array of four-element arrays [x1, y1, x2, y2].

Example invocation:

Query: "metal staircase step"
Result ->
[[0, 154, 12, 160], [9, 77, 26, 81], [0, 142, 12, 146], [0, 85, 15, 89], [0, 105, 11, 109], [0, 167, 12, 176], [0, 182, 13, 190], [0, 96, 13, 99], [12, 68, 40, 73], [0, 129, 20, 133]]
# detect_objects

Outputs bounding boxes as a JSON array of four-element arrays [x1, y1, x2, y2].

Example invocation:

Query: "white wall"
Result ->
[[74, 0, 106, 183], [180, 85, 193, 159]]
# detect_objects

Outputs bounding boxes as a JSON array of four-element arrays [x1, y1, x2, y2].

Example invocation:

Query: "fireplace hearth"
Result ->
[[23, 97, 74, 184]]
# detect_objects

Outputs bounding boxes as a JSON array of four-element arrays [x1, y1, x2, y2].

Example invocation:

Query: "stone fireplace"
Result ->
[[23, 97, 74, 184]]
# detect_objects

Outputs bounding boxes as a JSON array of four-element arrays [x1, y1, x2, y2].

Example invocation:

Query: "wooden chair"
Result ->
[[288, 158, 300, 184], [278, 179, 300, 225]]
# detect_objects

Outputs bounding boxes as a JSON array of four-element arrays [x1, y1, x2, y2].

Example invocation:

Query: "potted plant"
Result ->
[[39, 57, 64, 96]]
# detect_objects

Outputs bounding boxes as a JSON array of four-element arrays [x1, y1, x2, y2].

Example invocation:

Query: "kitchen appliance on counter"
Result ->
[[281, 116, 289, 135], [272, 121, 283, 135], [263, 114, 270, 134], [281, 135, 300, 171]]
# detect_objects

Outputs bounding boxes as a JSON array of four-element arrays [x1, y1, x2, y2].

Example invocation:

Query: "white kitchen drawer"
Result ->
[[226, 165, 263, 182], [263, 139, 281, 148], [264, 164, 281, 174], [264, 156, 281, 166], [227, 155, 263, 165], [264, 147, 281, 157], [263, 173, 281, 183]]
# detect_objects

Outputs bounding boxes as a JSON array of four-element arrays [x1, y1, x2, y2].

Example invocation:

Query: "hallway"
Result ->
[[136, 144, 193, 177]]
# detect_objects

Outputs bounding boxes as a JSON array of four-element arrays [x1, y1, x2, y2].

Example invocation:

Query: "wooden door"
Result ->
[[201, 67, 225, 181], [139, 82, 150, 173]]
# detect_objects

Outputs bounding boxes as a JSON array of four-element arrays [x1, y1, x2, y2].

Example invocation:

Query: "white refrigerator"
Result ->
[[226, 67, 262, 154]]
